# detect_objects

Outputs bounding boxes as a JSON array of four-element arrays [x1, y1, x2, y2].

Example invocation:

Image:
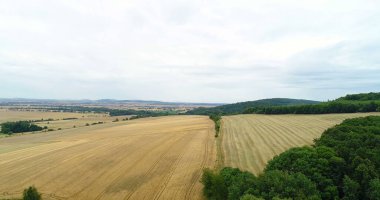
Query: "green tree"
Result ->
[[1, 121, 43, 134], [240, 194, 264, 200], [368, 178, 380, 200], [23, 186, 41, 200], [265, 146, 343, 199], [219, 168, 256, 200], [201, 168, 228, 200], [343, 175, 360, 200], [251, 170, 321, 200]]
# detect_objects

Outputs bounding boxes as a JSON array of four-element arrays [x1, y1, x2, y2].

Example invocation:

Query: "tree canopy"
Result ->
[[201, 115, 380, 200], [1, 121, 43, 134], [186, 98, 319, 115]]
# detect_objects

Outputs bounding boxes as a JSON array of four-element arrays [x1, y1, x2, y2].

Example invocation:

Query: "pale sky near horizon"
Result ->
[[1, 0, 379, 103]]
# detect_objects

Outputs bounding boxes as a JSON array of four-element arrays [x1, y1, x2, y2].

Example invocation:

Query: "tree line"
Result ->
[[245, 101, 380, 115], [201, 116, 380, 199], [186, 98, 319, 116], [337, 92, 380, 101], [209, 114, 222, 137], [1, 121, 45, 134]]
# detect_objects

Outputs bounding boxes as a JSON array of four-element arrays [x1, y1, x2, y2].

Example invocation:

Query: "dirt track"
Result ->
[[0, 116, 215, 200]]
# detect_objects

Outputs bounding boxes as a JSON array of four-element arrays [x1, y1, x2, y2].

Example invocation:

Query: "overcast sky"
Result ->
[[1, 0, 379, 103]]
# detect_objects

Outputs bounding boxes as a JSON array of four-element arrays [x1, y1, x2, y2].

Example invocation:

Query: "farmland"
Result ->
[[220, 113, 380, 175], [0, 109, 124, 132], [0, 115, 215, 200], [0, 109, 93, 123]]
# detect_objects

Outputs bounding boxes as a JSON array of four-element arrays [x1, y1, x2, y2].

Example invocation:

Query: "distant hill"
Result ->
[[247, 92, 380, 114], [0, 98, 223, 107], [186, 98, 319, 115], [337, 92, 380, 101]]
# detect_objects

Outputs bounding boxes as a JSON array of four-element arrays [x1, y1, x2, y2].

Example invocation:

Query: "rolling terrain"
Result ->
[[186, 98, 319, 115], [220, 113, 380, 175], [0, 115, 215, 200], [0, 109, 93, 123]]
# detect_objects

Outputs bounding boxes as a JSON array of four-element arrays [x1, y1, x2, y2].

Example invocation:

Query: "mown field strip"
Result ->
[[221, 113, 380, 175], [0, 115, 215, 200]]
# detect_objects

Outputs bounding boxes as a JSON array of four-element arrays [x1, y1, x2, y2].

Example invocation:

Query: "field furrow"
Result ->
[[221, 113, 380, 175], [0, 115, 215, 200]]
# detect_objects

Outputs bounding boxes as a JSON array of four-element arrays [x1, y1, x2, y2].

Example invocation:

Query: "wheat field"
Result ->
[[0, 115, 215, 200], [220, 113, 380, 175], [0, 109, 128, 132]]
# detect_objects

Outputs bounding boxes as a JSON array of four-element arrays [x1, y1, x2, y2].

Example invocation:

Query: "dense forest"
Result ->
[[201, 116, 380, 200], [0, 121, 44, 134], [245, 101, 380, 114], [186, 98, 319, 115], [337, 92, 380, 101], [245, 93, 380, 115]]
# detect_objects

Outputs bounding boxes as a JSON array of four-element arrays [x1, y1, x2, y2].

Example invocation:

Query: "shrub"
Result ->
[[209, 114, 221, 137], [201, 168, 228, 200], [23, 186, 41, 200]]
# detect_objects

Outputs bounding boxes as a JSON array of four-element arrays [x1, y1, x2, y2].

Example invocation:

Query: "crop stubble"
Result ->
[[220, 113, 380, 175], [0, 115, 215, 200]]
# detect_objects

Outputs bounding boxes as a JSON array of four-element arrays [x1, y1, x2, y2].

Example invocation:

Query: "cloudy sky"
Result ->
[[1, 0, 379, 103]]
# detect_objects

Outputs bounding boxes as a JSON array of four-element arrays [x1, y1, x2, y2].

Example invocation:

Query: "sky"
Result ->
[[1, 0, 380, 103]]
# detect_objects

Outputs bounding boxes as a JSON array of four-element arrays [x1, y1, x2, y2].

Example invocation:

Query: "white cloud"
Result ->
[[0, 0, 379, 102]]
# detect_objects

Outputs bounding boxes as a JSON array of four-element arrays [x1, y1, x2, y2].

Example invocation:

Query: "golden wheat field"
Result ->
[[0, 115, 215, 200], [0, 109, 126, 132], [0, 109, 90, 123], [220, 113, 380, 175]]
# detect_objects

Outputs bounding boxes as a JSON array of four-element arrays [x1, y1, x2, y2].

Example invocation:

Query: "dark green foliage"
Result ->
[[202, 168, 320, 200], [247, 101, 380, 115], [201, 167, 256, 200], [250, 170, 321, 200], [62, 117, 78, 120], [186, 98, 319, 115], [23, 186, 41, 200], [209, 114, 221, 137], [201, 168, 228, 200], [220, 168, 256, 200], [265, 146, 343, 199], [1, 121, 43, 134], [337, 92, 380, 101], [246, 92, 380, 115], [240, 194, 264, 200], [342, 176, 360, 200], [108, 109, 176, 117], [202, 116, 380, 200], [368, 178, 380, 200], [315, 116, 380, 176]]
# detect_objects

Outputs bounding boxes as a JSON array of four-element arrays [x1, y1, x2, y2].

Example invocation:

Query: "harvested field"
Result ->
[[0, 109, 124, 131], [0, 109, 92, 123], [220, 113, 380, 175], [0, 115, 215, 200]]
